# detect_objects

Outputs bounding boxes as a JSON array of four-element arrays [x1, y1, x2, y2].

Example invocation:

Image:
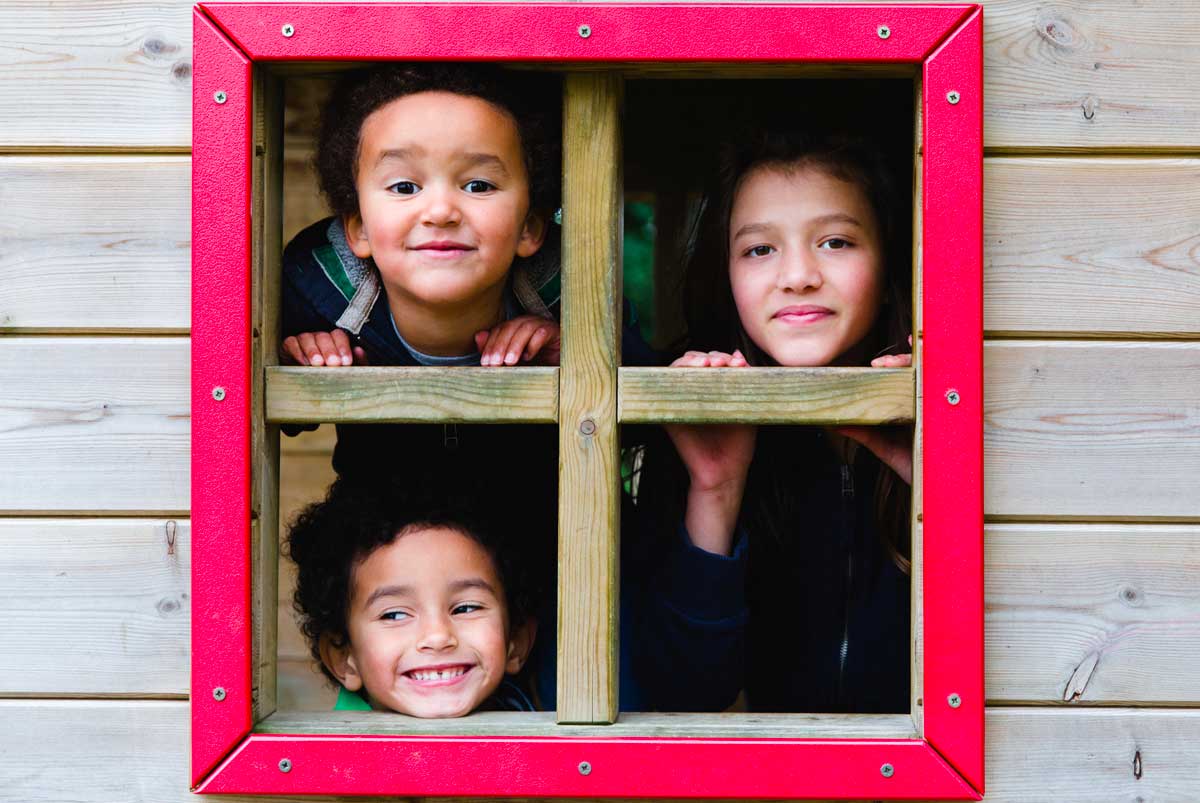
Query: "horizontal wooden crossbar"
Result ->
[[265, 366, 559, 423], [618, 367, 914, 424]]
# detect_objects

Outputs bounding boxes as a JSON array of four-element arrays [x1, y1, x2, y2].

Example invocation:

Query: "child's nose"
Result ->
[[421, 184, 462, 226], [417, 614, 458, 651], [777, 250, 822, 291]]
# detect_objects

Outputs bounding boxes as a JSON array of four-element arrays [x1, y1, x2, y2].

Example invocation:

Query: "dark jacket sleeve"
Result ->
[[624, 494, 748, 712]]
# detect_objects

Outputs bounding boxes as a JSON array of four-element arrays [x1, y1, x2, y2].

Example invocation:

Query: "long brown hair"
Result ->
[[681, 129, 912, 573]]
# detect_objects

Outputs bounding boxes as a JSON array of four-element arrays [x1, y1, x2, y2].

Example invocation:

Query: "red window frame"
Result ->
[[191, 3, 983, 797]]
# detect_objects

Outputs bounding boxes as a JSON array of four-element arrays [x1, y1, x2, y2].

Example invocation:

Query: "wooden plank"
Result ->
[[986, 523, 1200, 705], [618, 367, 913, 424], [259, 711, 916, 740], [0, 337, 190, 513], [983, 708, 1200, 801], [985, 158, 1200, 336], [984, 341, 1200, 520], [0, 519, 188, 697], [250, 72, 284, 724], [0, 157, 190, 331], [557, 73, 622, 724], [0, 2, 191, 150], [910, 115, 925, 736], [265, 366, 559, 423]]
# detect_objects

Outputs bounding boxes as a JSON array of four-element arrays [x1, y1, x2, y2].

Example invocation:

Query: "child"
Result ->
[[281, 63, 563, 371], [643, 130, 913, 713], [287, 479, 540, 715], [288, 477, 748, 715]]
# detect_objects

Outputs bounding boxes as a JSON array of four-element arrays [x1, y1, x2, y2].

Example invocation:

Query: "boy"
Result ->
[[288, 479, 540, 715]]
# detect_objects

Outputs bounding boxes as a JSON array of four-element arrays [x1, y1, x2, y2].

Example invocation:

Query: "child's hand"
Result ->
[[281, 329, 368, 367], [474, 316, 560, 366], [665, 350, 756, 555], [869, 335, 913, 369], [838, 339, 913, 483]]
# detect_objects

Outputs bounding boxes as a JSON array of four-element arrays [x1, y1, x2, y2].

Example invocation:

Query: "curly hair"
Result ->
[[315, 63, 562, 220], [285, 477, 540, 687]]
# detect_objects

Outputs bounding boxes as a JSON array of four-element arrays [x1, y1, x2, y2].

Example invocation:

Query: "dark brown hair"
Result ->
[[315, 63, 561, 220]]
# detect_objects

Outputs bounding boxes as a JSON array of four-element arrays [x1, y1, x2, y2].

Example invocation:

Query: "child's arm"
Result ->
[[664, 350, 756, 556], [836, 347, 913, 483], [474, 316, 560, 366]]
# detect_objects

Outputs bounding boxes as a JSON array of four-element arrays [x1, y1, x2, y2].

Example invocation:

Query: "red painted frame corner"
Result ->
[[192, 4, 983, 797]]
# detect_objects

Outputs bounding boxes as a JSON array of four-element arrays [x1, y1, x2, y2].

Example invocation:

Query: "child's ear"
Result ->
[[505, 617, 538, 674], [343, 213, 373, 260], [515, 211, 548, 258], [319, 633, 363, 692]]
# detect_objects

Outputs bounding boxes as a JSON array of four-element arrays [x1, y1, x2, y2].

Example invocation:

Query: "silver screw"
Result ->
[[213, 91, 227, 104], [945, 389, 960, 406], [212, 386, 226, 402], [877, 25, 891, 39], [948, 692, 962, 708], [279, 759, 292, 773], [281, 23, 295, 37], [212, 686, 226, 701], [578, 761, 592, 776], [880, 763, 895, 778], [947, 90, 961, 105], [578, 24, 591, 38], [579, 419, 596, 436]]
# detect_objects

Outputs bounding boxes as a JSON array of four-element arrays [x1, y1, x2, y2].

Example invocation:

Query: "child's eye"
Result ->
[[744, 245, 775, 258], [819, 238, 852, 250], [380, 610, 411, 621], [463, 179, 496, 194], [387, 181, 419, 195], [452, 603, 484, 615]]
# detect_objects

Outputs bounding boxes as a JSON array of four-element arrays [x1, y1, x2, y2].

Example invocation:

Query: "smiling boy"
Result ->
[[288, 479, 538, 716]]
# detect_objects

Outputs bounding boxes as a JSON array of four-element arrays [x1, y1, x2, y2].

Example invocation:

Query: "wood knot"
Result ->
[[156, 596, 182, 616], [1119, 584, 1143, 607], [1081, 95, 1098, 121], [172, 61, 192, 82], [1035, 10, 1081, 50], [141, 37, 179, 57]]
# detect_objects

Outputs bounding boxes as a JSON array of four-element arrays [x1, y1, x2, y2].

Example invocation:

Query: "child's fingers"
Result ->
[[296, 333, 326, 366], [330, 329, 353, 366], [502, 318, 543, 365], [486, 321, 523, 367], [351, 346, 369, 366], [707, 350, 739, 367], [474, 330, 490, 354], [670, 351, 711, 368], [524, 324, 554, 360], [280, 336, 308, 365], [313, 332, 343, 367], [478, 326, 506, 366], [731, 349, 748, 367]]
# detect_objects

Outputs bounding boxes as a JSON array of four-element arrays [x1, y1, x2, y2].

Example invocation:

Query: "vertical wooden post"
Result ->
[[250, 68, 283, 724], [557, 73, 622, 724], [909, 73, 925, 738]]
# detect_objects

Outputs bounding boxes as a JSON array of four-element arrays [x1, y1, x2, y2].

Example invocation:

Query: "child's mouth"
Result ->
[[404, 664, 473, 686]]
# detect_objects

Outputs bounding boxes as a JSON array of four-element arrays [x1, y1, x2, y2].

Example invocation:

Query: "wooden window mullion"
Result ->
[[557, 73, 623, 724]]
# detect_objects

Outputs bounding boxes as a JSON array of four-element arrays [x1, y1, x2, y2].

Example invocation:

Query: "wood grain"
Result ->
[[985, 158, 1200, 336], [0, 519, 189, 697], [0, 157, 190, 331], [984, 341, 1200, 520], [0, 337, 190, 514], [0, 1, 192, 150], [986, 524, 1200, 705], [557, 73, 622, 724], [618, 367, 913, 424], [266, 367, 559, 423]]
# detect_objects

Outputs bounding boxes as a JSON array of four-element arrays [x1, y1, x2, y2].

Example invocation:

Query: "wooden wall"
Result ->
[[2, 1, 1199, 800]]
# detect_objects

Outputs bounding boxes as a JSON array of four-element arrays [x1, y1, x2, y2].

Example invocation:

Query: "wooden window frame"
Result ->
[[191, 3, 983, 798]]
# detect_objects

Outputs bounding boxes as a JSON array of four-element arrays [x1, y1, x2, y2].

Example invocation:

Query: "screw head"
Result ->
[[580, 419, 596, 436], [947, 90, 961, 105], [877, 25, 891, 39], [213, 91, 227, 104], [578, 24, 592, 38], [281, 23, 295, 37], [278, 759, 292, 773], [212, 686, 226, 701], [948, 692, 962, 708], [578, 761, 592, 776], [945, 389, 961, 406], [880, 763, 895, 778], [212, 386, 226, 402]]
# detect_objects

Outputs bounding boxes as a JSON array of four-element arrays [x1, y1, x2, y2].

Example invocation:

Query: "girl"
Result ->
[[644, 130, 913, 713]]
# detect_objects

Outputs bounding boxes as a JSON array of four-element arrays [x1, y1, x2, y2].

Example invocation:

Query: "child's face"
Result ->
[[345, 91, 545, 309], [728, 165, 885, 367], [326, 526, 532, 718]]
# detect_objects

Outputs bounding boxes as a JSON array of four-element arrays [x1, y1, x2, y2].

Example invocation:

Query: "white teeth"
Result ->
[[410, 667, 467, 681]]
